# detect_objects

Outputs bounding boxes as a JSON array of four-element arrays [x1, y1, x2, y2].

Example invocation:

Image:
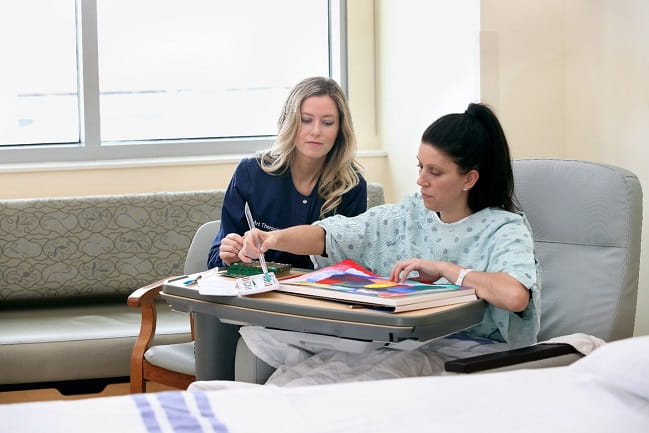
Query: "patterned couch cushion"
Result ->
[[0, 190, 224, 303]]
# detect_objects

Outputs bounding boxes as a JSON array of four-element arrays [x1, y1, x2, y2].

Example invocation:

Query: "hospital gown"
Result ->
[[241, 193, 542, 386]]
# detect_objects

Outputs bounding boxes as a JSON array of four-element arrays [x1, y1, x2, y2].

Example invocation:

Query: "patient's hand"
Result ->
[[390, 258, 443, 283], [239, 225, 325, 260], [238, 229, 270, 262]]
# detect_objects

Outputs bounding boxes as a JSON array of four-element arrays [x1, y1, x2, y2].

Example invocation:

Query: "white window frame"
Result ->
[[0, 0, 347, 165]]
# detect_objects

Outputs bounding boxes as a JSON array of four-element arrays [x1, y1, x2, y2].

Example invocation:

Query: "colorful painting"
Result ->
[[285, 259, 460, 299]]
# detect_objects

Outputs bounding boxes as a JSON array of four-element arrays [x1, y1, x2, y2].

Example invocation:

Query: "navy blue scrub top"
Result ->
[[207, 157, 367, 269]]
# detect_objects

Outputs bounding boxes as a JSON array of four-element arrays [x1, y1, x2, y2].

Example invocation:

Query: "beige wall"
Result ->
[[0, 154, 392, 200], [481, 0, 648, 336], [0, 160, 238, 199], [374, 0, 481, 199], [481, 0, 567, 157], [564, 0, 649, 336]]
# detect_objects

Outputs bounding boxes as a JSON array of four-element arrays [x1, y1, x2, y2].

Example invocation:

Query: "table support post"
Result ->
[[194, 313, 239, 380]]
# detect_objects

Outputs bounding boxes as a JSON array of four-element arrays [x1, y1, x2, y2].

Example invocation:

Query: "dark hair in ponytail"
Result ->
[[421, 102, 518, 212]]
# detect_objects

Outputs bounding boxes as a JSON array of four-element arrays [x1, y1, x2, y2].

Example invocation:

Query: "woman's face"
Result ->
[[416, 143, 475, 221], [294, 95, 340, 163]]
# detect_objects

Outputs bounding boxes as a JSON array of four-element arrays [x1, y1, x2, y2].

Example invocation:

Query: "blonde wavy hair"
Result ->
[[260, 76, 363, 218]]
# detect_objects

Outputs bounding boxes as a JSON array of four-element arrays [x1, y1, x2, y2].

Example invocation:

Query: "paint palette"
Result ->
[[235, 272, 280, 295], [225, 261, 292, 278]]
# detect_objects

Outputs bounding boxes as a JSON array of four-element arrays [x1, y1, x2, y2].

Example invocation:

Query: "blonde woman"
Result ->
[[208, 77, 367, 270]]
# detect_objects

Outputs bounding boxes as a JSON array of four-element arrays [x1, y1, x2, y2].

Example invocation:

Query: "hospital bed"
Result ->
[[2, 335, 648, 433]]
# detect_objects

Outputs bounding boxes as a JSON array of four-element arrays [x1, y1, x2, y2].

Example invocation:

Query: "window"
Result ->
[[0, 0, 345, 164], [0, 1, 79, 146]]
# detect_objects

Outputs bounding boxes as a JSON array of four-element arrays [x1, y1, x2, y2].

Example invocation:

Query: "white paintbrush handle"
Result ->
[[244, 202, 269, 275]]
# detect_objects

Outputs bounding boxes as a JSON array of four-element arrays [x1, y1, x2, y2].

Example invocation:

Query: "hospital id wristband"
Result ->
[[455, 268, 473, 286]]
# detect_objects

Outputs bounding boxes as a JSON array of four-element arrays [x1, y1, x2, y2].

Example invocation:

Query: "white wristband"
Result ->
[[455, 268, 472, 286]]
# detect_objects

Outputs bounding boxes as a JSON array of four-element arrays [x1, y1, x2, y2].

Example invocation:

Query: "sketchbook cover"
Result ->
[[279, 259, 475, 308]]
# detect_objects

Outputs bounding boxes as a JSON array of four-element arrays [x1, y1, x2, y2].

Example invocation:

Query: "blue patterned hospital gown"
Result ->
[[313, 193, 541, 348]]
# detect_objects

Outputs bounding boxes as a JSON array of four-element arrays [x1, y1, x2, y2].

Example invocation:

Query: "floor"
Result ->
[[0, 382, 180, 404]]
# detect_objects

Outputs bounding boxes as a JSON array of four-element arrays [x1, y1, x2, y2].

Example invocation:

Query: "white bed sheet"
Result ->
[[2, 336, 647, 433]]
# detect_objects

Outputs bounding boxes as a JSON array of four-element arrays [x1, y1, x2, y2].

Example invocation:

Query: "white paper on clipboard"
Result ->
[[197, 274, 276, 296]]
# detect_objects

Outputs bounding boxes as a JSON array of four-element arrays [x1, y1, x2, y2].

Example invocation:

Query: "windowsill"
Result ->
[[0, 149, 387, 174]]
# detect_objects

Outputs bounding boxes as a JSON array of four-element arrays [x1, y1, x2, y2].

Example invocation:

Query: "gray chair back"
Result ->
[[144, 220, 221, 376], [512, 159, 642, 341], [184, 220, 221, 274], [367, 182, 385, 209]]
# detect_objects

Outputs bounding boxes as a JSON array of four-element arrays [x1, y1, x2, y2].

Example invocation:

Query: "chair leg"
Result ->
[[130, 364, 146, 394], [130, 345, 146, 393]]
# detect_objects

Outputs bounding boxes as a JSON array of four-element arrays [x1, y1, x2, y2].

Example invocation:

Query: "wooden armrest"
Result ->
[[444, 343, 579, 373], [128, 278, 177, 376], [128, 275, 196, 392], [128, 275, 195, 350], [127, 278, 169, 308]]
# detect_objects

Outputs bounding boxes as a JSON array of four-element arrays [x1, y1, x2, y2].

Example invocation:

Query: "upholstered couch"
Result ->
[[0, 185, 385, 394], [0, 190, 225, 394]]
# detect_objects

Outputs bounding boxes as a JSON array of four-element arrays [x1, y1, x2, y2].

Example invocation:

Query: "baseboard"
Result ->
[[0, 376, 130, 396]]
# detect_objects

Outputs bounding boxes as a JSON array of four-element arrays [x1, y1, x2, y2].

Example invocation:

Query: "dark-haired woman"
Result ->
[[239, 103, 541, 384]]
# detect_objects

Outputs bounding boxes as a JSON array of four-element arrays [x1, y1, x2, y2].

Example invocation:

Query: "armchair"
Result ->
[[129, 183, 387, 388], [444, 158, 642, 372], [128, 220, 221, 392]]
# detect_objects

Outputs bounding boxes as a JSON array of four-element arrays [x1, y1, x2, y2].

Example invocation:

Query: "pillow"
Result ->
[[571, 335, 649, 399]]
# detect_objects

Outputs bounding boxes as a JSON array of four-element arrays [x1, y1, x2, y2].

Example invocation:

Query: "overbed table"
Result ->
[[162, 273, 486, 380]]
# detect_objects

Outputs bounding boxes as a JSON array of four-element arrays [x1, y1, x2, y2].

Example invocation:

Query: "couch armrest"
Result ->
[[443, 343, 580, 373]]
